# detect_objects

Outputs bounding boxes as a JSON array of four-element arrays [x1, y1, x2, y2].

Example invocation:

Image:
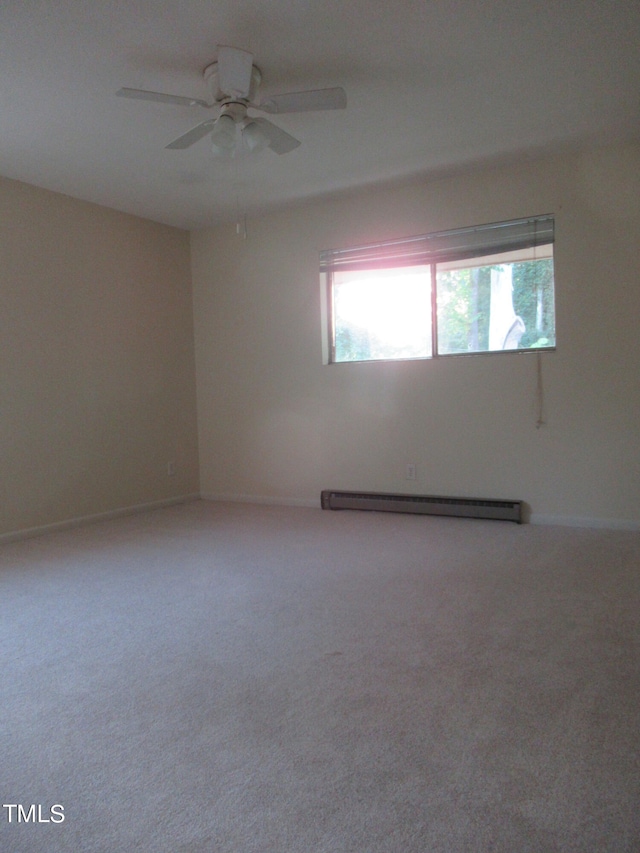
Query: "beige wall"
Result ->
[[191, 142, 640, 526], [3, 143, 638, 535], [0, 177, 199, 537]]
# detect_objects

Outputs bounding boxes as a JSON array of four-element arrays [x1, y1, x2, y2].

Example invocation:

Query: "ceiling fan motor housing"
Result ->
[[204, 62, 262, 105]]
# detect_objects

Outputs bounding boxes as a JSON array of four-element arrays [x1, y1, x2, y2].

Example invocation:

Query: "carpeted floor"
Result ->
[[1, 499, 639, 852]]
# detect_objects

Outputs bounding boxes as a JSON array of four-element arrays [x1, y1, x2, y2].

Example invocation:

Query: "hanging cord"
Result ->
[[535, 351, 546, 429], [532, 219, 545, 428]]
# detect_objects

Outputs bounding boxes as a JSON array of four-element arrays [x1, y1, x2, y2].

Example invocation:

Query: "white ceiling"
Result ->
[[1, 1, 639, 230]]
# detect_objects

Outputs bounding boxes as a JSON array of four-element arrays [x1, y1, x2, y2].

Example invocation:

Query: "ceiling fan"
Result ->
[[117, 45, 347, 156]]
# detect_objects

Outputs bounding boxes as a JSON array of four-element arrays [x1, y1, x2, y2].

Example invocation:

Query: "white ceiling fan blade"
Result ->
[[217, 45, 254, 99], [116, 88, 211, 108], [257, 87, 346, 114], [250, 118, 301, 155], [165, 120, 216, 149]]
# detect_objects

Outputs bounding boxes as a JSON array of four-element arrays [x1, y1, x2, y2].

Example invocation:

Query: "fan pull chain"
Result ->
[[233, 155, 247, 239], [236, 214, 247, 239]]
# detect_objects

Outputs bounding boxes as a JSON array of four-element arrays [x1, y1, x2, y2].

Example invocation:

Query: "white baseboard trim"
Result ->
[[202, 498, 640, 530], [203, 496, 640, 530], [7, 495, 635, 541], [201, 493, 319, 509], [0, 494, 201, 544], [529, 513, 640, 531]]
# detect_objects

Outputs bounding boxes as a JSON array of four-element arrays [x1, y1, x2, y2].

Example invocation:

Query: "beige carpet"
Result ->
[[1, 499, 639, 852]]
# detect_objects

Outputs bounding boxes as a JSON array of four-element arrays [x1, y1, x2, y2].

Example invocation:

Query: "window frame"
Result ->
[[321, 215, 556, 365]]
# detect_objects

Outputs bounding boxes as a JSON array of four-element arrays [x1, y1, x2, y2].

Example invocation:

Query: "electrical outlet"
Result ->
[[406, 463, 416, 481], [167, 461, 176, 477]]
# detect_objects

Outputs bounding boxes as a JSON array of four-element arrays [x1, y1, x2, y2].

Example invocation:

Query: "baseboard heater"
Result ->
[[321, 490, 523, 523]]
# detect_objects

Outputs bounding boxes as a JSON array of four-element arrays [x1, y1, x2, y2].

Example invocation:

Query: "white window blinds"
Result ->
[[320, 215, 555, 273]]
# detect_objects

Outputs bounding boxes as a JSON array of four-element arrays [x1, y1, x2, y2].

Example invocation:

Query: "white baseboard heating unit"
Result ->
[[321, 490, 523, 523]]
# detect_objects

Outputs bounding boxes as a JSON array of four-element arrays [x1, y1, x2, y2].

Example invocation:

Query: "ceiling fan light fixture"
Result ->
[[242, 120, 269, 153], [210, 113, 236, 153]]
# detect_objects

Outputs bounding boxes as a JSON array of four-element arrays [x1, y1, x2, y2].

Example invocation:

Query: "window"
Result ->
[[321, 216, 555, 363]]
